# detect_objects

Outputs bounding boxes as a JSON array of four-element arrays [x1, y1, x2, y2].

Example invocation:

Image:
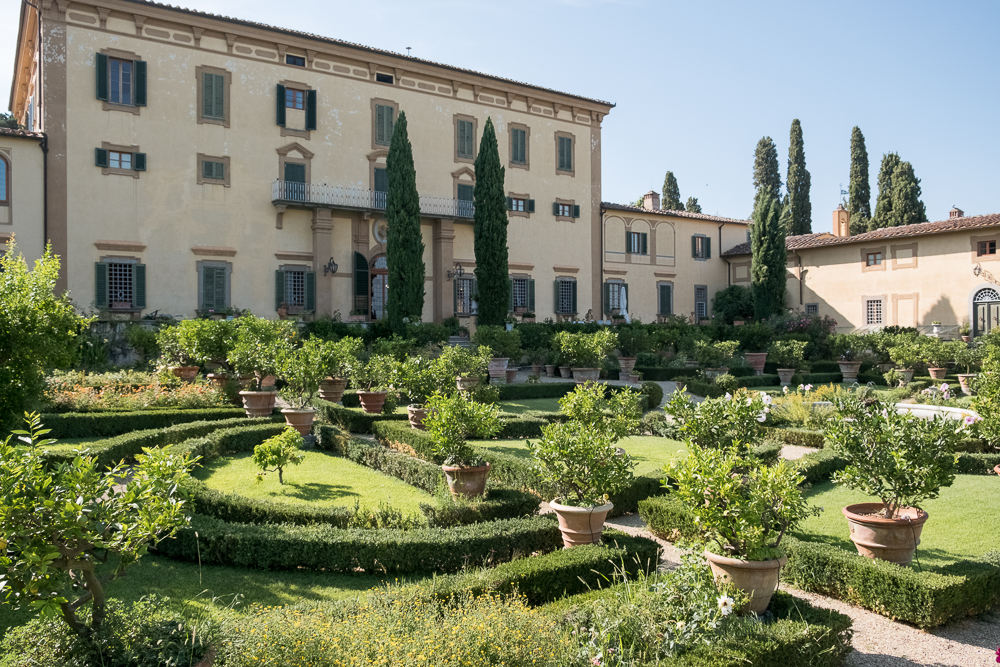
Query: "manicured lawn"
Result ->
[[792, 476, 1000, 568], [498, 398, 562, 414], [477, 435, 686, 476], [193, 450, 434, 513], [41, 436, 108, 454]]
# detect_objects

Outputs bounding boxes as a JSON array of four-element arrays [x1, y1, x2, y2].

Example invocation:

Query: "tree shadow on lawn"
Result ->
[[263, 481, 360, 504]]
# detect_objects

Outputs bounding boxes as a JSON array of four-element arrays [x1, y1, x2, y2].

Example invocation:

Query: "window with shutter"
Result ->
[[133, 60, 147, 107], [275, 270, 286, 311], [132, 264, 146, 309], [132, 153, 146, 172], [658, 284, 673, 316], [203, 73, 225, 119], [456, 119, 474, 159], [457, 184, 474, 202], [557, 135, 574, 172], [109, 58, 133, 105], [375, 104, 394, 146], [201, 265, 228, 312], [276, 84, 286, 127], [94, 262, 109, 308], [527, 199, 535, 213], [96, 53, 109, 101], [353, 252, 369, 316], [306, 90, 318, 131], [95, 148, 109, 168], [695, 285, 708, 319], [511, 128, 527, 164], [374, 168, 389, 193], [305, 271, 316, 311], [692, 235, 709, 259]]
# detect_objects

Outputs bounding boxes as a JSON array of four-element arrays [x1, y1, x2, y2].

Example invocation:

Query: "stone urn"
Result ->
[[281, 408, 316, 436], [628, 374, 640, 383], [572, 368, 600, 384], [318, 377, 348, 403], [488, 357, 509, 383], [843, 503, 928, 566], [744, 352, 767, 376], [549, 499, 614, 548], [776, 369, 795, 386], [703, 367, 729, 381], [357, 390, 389, 414], [705, 550, 787, 615], [239, 390, 277, 418], [559, 366, 573, 378], [617, 356, 638, 377], [684, 359, 700, 369], [505, 368, 518, 384], [170, 366, 200, 382], [837, 361, 862, 382], [407, 404, 428, 430], [927, 367, 948, 380], [456, 376, 480, 392], [531, 363, 543, 376], [545, 364, 557, 378], [442, 462, 491, 499], [898, 368, 915, 383], [957, 373, 978, 395]]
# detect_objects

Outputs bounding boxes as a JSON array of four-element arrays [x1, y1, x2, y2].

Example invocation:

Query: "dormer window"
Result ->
[[375, 73, 394, 85]]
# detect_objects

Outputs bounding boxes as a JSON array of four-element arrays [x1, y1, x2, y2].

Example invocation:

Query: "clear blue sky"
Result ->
[[3, 0, 998, 231]]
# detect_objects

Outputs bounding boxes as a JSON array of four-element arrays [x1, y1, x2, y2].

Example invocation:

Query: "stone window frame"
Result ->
[[554, 276, 577, 316], [195, 65, 231, 128], [730, 259, 751, 284], [368, 149, 389, 192], [890, 242, 918, 270], [970, 233, 1000, 263], [692, 233, 710, 261], [862, 294, 886, 325], [453, 114, 478, 164], [371, 97, 399, 150], [101, 141, 141, 179], [891, 293, 919, 326], [99, 255, 141, 312], [695, 284, 709, 320], [656, 280, 674, 318], [625, 230, 647, 255], [279, 263, 311, 314], [805, 303, 819, 316], [509, 122, 530, 171], [195, 259, 232, 312], [452, 166, 476, 201], [276, 142, 313, 185], [197, 153, 231, 187], [860, 245, 886, 272], [100, 48, 142, 115], [0, 150, 11, 224], [510, 272, 531, 313], [280, 79, 313, 140], [554, 131, 576, 177], [507, 191, 531, 219], [554, 197, 576, 223]]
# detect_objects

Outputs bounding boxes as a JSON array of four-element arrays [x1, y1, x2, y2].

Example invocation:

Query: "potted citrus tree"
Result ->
[[738, 323, 774, 376], [954, 342, 984, 395], [694, 340, 739, 380], [227, 316, 296, 417], [175, 318, 238, 388], [888, 340, 922, 384], [616, 327, 652, 379], [767, 339, 807, 387], [318, 336, 363, 403], [529, 383, 641, 546], [351, 354, 398, 414], [276, 337, 333, 435], [831, 333, 868, 382], [473, 325, 522, 384], [399, 354, 448, 430], [826, 393, 968, 565], [423, 391, 503, 497], [436, 344, 490, 392], [921, 337, 951, 380], [156, 325, 199, 381], [555, 329, 618, 383]]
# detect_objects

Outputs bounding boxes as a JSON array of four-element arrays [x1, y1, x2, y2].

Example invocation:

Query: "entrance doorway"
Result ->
[[974, 287, 1000, 337], [370, 254, 388, 320]]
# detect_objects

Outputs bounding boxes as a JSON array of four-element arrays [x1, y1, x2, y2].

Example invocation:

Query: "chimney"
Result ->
[[950, 206, 964, 219], [642, 191, 660, 211], [832, 204, 850, 237]]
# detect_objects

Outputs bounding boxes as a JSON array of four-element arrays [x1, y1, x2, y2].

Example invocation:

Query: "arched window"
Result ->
[[0, 154, 9, 205], [370, 254, 388, 321], [973, 287, 1000, 337], [974, 288, 1000, 303]]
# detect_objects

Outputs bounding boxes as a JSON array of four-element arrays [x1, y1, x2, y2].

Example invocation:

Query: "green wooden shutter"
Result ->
[[506, 197, 513, 210], [570, 281, 577, 314], [453, 279, 459, 315], [306, 89, 317, 131], [201, 266, 214, 310], [214, 162, 225, 180], [96, 53, 109, 101], [214, 267, 227, 309], [527, 279, 535, 311], [508, 281, 514, 313], [659, 284, 672, 315], [305, 271, 316, 311], [275, 270, 285, 310], [527, 199, 535, 213], [641, 233, 648, 255], [692, 236, 698, 257], [386, 107, 394, 144], [573, 205, 580, 218], [625, 230, 631, 253], [134, 60, 147, 106], [276, 84, 286, 127], [603, 282, 611, 315], [133, 153, 146, 172], [553, 280, 560, 314], [623, 283, 629, 310], [354, 252, 368, 313], [212, 74, 224, 118], [202, 160, 213, 180], [374, 168, 388, 193], [95, 148, 109, 168], [375, 105, 385, 144], [552, 202, 560, 216], [706, 237, 712, 258], [133, 264, 146, 309], [94, 262, 108, 308]]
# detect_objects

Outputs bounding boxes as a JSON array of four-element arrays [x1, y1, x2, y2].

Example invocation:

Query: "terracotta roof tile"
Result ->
[[0, 127, 44, 140], [602, 201, 750, 225], [721, 214, 1000, 256]]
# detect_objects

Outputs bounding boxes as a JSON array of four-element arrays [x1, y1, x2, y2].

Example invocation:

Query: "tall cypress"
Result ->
[[848, 127, 871, 234], [473, 117, 509, 327], [751, 192, 786, 321], [871, 152, 901, 230], [752, 137, 781, 212], [889, 161, 927, 226], [384, 111, 425, 333], [661, 172, 684, 210], [686, 197, 702, 214], [785, 120, 812, 235]]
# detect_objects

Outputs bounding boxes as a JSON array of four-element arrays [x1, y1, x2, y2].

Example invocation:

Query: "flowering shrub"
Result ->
[[770, 384, 838, 429], [769, 312, 837, 337], [663, 387, 771, 455], [42, 380, 228, 412]]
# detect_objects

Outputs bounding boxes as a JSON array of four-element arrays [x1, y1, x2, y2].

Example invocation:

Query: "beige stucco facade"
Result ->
[[0, 130, 46, 266], [9, 0, 612, 321]]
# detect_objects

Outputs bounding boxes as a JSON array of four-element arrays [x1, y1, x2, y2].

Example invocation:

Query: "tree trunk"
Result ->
[[81, 567, 107, 632], [278, 466, 284, 485]]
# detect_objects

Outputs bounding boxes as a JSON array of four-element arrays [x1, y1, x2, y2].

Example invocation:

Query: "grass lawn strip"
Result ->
[[478, 434, 687, 476], [497, 397, 562, 414]]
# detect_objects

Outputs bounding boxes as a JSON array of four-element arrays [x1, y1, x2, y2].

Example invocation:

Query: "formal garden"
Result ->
[[2, 241, 1000, 666]]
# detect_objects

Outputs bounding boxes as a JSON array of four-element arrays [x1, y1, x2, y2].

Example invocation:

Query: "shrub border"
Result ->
[[35, 407, 251, 440]]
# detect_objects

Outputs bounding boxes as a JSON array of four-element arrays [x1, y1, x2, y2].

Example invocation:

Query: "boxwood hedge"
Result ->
[[36, 407, 250, 439]]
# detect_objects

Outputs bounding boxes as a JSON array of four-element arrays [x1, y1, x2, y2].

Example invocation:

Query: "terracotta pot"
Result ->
[[744, 352, 767, 376], [928, 367, 948, 380], [705, 550, 787, 615], [550, 499, 613, 547], [260, 375, 277, 389], [628, 374, 640, 383], [206, 372, 229, 389], [505, 368, 518, 384], [962, 335, 971, 343], [675, 382, 686, 393], [456, 376, 480, 392], [703, 367, 729, 381], [544, 364, 556, 377], [899, 368, 915, 383], [281, 408, 316, 436], [171, 365, 199, 382], [843, 502, 928, 566], [522, 317, 535, 323], [530, 363, 542, 376], [442, 462, 491, 499], [994, 464, 1000, 478], [318, 377, 348, 403], [407, 404, 428, 430], [572, 367, 600, 384], [357, 390, 389, 414], [488, 357, 509, 382], [617, 356, 637, 377], [732, 320, 745, 326], [776, 368, 795, 386], [239, 390, 277, 418], [559, 366, 572, 378], [837, 361, 862, 382], [958, 373, 978, 395]]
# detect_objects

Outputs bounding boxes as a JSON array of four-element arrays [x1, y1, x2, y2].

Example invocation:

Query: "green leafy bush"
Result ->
[[472, 324, 522, 360], [227, 316, 297, 390], [694, 340, 739, 367], [424, 392, 504, 466], [553, 329, 618, 367], [663, 387, 771, 455], [639, 380, 664, 411], [316, 400, 408, 433], [252, 427, 305, 484], [175, 318, 238, 371], [767, 339, 808, 370], [715, 373, 739, 393], [711, 285, 755, 325]]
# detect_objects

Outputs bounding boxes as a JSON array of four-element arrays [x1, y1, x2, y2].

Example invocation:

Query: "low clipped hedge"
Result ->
[[155, 513, 564, 574], [497, 382, 577, 400], [956, 451, 1000, 474], [316, 400, 408, 433], [638, 494, 701, 543], [765, 426, 826, 449], [683, 379, 725, 399], [792, 447, 847, 484], [634, 367, 692, 382], [782, 538, 1000, 628], [37, 407, 250, 439]]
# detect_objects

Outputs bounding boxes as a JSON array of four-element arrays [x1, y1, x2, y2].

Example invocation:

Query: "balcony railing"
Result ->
[[272, 181, 474, 219]]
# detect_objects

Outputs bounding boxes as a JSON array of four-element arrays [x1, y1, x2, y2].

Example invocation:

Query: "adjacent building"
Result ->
[[0, 127, 46, 264]]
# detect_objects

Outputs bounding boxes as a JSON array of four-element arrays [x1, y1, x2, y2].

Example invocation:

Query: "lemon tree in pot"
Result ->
[[694, 340, 738, 380], [155, 325, 200, 382], [351, 353, 399, 414], [831, 333, 869, 382], [227, 316, 296, 418], [399, 354, 450, 430], [436, 343, 491, 392], [953, 341, 983, 395], [888, 340, 922, 384], [767, 339, 807, 386], [921, 337, 952, 381], [276, 337, 334, 436], [529, 383, 641, 547], [554, 329, 618, 384], [827, 393, 968, 565], [423, 391, 503, 498], [473, 325, 522, 383], [616, 326, 652, 378], [318, 335, 363, 403]]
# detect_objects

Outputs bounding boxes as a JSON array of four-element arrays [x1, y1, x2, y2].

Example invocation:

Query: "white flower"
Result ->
[[725, 392, 732, 401], [798, 384, 804, 390], [676, 620, 686, 629], [940, 383, 950, 392], [761, 393, 773, 405], [746, 397, 753, 406], [783, 386, 789, 394], [718, 595, 734, 616], [805, 384, 813, 391], [764, 406, 770, 413], [757, 413, 767, 422]]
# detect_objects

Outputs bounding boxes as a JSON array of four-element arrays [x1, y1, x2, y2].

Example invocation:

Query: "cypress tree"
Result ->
[[384, 111, 425, 334], [889, 161, 927, 226], [871, 152, 901, 230], [752, 137, 781, 212], [686, 197, 702, 214], [661, 172, 684, 210], [473, 117, 509, 327], [785, 120, 812, 235], [848, 126, 871, 234], [751, 192, 787, 320]]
